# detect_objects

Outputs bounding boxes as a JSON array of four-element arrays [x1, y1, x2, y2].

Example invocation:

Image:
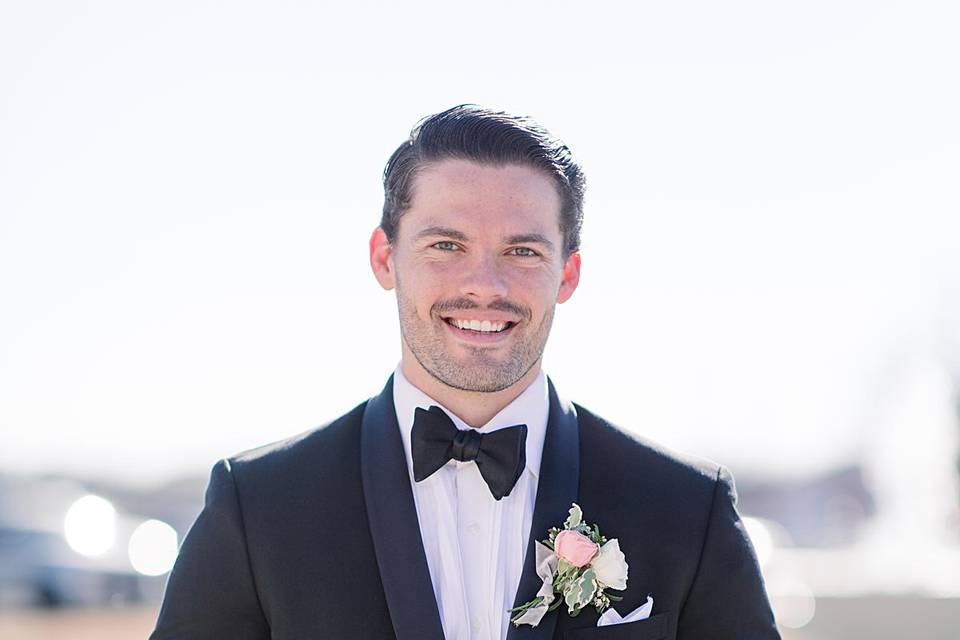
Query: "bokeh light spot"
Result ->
[[743, 516, 774, 568], [769, 576, 817, 629], [64, 494, 117, 557], [128, 519, 179, 576]]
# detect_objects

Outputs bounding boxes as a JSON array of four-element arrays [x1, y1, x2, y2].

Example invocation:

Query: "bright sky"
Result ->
[[1, 1, 958, 486]]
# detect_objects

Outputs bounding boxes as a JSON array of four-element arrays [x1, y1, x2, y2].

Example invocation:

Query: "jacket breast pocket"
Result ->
[[563, 612, 669, 640]]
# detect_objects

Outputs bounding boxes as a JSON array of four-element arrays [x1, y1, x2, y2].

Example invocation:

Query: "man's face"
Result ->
[[370, 158, 580, 393]]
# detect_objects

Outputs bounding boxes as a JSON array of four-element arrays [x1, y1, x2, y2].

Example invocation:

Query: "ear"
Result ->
[[556, 250, 581, 304], [369, 227, 396, 290]]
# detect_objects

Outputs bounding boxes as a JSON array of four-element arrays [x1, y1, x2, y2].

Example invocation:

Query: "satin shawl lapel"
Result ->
[[507, 377, 580, 640], [360, 376, 445, 640]]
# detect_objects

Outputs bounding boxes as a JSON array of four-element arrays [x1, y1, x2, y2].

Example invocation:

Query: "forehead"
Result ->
[[401, 158, 562, 237]]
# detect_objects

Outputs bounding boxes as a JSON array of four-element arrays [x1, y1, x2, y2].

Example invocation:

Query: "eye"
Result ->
[[432, 241, 459, 251], [509, 247, 539, 257]]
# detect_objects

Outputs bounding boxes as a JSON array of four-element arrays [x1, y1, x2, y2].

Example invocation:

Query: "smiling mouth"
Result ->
[[442, 317, 518, 334]]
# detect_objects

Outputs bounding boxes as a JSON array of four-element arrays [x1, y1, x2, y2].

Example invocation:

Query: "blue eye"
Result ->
[[510, 247, 538, 257], [433, 241, 458, 251]]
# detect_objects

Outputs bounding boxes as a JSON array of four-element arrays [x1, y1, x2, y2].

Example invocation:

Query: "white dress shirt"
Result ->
[[392, 365, 549, 640]]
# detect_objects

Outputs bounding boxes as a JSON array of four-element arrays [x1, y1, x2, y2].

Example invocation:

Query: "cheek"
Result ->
[[510, 269, 561, 302], [400, 277, 443, 317]]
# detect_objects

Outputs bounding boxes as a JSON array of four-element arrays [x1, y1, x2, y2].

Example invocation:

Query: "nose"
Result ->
[[459, 253, 509, 301]]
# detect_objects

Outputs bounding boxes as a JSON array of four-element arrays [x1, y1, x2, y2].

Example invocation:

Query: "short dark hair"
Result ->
[[380, 104, 585, 257]]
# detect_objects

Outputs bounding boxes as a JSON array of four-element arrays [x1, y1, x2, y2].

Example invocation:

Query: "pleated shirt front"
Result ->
[[392, 366, 548, 640]]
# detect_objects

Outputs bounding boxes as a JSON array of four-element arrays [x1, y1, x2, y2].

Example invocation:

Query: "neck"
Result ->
[[400, 351, 542, 428]]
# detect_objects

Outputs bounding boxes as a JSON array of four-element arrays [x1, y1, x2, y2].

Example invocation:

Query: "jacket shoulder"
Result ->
[[223, 399, 369, 483], [573, 401, 726, 494]]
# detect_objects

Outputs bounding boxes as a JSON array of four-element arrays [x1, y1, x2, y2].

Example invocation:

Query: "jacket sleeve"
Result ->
[[150, 459, 270, 639], [677, 465, 781, 639]]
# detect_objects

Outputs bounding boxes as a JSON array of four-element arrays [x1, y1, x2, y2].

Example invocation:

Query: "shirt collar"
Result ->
[[392, 364, 549, 481]]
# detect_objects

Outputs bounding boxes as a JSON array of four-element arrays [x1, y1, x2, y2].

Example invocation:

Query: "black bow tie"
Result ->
[[411, 405, 527, 501]]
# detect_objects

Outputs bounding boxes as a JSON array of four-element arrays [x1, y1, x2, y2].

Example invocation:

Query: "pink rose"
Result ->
[[554, 530, 599, 568]]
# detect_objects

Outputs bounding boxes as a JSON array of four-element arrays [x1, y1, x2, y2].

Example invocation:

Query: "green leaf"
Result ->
[[564, 568, 597, 614], [564, 503, 583, 529]]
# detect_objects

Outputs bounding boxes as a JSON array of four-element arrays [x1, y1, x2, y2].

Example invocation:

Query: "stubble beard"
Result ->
[[395, 283, 553, 393]]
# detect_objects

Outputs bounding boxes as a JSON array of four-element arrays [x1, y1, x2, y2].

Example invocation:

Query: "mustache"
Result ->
[[433, 297, 531, 322]]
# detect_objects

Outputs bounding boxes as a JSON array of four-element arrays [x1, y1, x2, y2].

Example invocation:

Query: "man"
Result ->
[[151, 105, 781, 639]]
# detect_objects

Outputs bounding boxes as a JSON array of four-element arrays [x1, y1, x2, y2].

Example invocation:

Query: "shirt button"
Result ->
[[471, 617, 482, 632], [466, 522, 481, 536]]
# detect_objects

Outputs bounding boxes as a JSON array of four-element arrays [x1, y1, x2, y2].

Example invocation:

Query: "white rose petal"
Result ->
[[591, 539, 628, 590]]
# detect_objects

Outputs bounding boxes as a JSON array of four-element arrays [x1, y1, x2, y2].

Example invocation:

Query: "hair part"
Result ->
[[380, 105, 585, 257]]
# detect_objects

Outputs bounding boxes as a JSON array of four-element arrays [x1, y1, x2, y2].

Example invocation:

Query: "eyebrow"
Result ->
[[415, 226, 556, 251]]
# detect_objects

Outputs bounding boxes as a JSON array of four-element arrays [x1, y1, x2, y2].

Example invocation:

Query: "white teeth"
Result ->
[[451, 319, 509, 332]]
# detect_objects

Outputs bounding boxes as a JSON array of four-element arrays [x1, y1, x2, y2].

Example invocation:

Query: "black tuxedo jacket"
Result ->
[[152, 376, 780, 639]]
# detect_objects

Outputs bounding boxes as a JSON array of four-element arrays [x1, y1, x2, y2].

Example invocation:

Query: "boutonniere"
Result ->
[[509, 503, 628, 627]]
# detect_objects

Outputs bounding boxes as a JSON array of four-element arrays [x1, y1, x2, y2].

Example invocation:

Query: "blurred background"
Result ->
[[1, 1, 958, 638]]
